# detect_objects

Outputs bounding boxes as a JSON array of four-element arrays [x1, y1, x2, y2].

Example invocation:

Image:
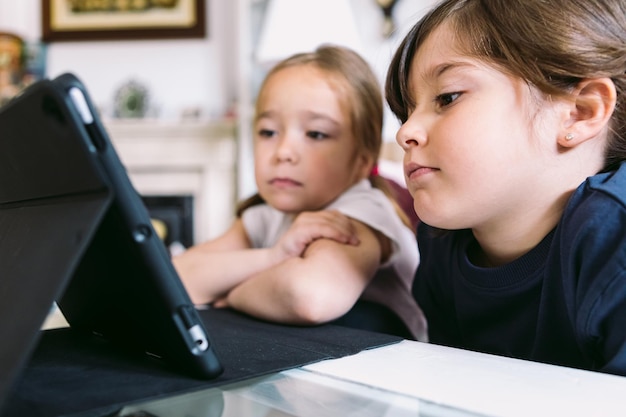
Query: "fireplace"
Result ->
[[104, 120, 237, 244], [142, 195, 194, 255]]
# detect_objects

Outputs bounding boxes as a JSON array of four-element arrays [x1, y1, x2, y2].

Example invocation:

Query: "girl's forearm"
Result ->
[[173, 247, 281, 305], [226, 243, 374, 324]]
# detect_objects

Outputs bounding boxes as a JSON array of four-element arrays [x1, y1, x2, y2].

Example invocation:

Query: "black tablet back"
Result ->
[[0, 73, 222, 412]]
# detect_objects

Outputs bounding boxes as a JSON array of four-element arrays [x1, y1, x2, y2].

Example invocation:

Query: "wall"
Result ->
[[350, 0, 438, 140], [0, 0, 437, 122]]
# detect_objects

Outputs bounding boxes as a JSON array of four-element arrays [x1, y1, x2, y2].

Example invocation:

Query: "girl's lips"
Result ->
[[405, 162, 438, 180], [269, 177, 303, 187]]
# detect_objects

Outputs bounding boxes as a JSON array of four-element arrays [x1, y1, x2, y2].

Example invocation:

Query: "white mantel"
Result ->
[[103, 119, 238, 244]]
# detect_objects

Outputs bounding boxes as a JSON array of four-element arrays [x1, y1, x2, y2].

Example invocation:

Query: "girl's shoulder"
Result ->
[[566, 163, 626, 224], [559, 163, 626, 263], [329, 180, 419, 270], [329, 180, 413, 240], [328, 179, 398, 221], [584, 162, 626, 206]]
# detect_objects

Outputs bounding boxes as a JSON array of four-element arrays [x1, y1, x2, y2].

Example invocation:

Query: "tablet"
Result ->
[[0, 73, 223, 412]]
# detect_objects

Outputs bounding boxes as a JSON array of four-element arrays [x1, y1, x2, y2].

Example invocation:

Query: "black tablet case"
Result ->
[[0, 74, 402, 417]]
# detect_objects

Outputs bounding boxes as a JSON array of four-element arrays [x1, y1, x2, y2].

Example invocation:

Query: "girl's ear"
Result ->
[[558, 77, 617, 148], [357, 152, 375, 180]]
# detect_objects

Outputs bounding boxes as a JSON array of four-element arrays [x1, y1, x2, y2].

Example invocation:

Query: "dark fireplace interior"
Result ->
[[141, 195, 194, 252]]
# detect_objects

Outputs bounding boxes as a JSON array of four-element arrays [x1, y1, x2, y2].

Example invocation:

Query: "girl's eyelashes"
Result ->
[[401, 89, 463, 118], [307, 130, 330, 140], [257, 128, 276, 138], [434, 92, 462, 109]]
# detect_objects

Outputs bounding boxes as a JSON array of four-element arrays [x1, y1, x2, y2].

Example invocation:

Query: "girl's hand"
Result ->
[[273, 210, 360, 261]]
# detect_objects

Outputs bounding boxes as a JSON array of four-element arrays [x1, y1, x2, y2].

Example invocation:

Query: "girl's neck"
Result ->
[[470, 190, 572, 267]]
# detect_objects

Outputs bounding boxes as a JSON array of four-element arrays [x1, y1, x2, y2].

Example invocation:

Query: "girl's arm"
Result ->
[[174, 211, 360, 305], [173, 219, 276, 305], [222, 217, 387, 325]]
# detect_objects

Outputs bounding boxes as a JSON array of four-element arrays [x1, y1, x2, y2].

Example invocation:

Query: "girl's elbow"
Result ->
[[286, 286, 350, 325], [289, 300, 330, 325]]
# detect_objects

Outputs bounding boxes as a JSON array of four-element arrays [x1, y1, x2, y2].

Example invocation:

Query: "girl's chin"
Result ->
[[265, 192, 335, 213], [413, 206, 458, 230], [266, 199, 306, 214], [418, 215, 470, 231]]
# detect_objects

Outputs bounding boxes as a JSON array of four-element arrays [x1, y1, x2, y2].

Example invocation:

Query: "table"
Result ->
[[118, 366, 477, 417], [117, 339, 626, 417], [42, 307, 626, 417]]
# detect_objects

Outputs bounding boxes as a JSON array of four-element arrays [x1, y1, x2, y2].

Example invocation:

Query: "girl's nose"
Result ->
[[275, 136, 298, 163], [396, 111, 427, 150]]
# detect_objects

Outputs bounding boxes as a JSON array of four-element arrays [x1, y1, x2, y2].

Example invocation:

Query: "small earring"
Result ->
[[565, 133, 575, 141]]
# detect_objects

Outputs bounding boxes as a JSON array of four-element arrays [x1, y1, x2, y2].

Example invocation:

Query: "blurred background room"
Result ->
[[0, 0, 437, 250]]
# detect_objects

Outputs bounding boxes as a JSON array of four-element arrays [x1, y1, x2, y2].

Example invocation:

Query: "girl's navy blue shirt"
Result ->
[[413, 162, 626, 376]]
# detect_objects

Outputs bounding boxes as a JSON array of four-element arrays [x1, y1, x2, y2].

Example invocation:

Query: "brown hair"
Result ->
[[238, 45, 411, 227], [386, 0, 626, 170]]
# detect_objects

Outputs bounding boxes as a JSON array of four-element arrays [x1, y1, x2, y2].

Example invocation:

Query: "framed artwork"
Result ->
[[41, 0, 206, 42]]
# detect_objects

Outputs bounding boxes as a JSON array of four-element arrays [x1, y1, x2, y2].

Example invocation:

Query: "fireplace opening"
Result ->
[[141, 195, 194, 255]]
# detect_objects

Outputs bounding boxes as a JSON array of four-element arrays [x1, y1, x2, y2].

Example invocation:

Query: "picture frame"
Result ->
[[41, 0, 206, 42]]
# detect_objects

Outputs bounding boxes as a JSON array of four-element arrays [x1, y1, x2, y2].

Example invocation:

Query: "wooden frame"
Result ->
[[42, 0, 206, 42]]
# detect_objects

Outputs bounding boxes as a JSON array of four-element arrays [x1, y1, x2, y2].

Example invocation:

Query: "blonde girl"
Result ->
[[175, 45, 427, 340]]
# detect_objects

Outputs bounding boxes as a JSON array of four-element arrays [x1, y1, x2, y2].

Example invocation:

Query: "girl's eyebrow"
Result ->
[[409, 61, 478, 107], [254, 110, 277, 122], [254, 109, 342, 126], [305, 111, 341, 126], [422, 61, 476, 81]]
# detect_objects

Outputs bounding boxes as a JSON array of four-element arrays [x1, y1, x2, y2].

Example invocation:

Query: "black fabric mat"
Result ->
[[3, 308, 401, 417]]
